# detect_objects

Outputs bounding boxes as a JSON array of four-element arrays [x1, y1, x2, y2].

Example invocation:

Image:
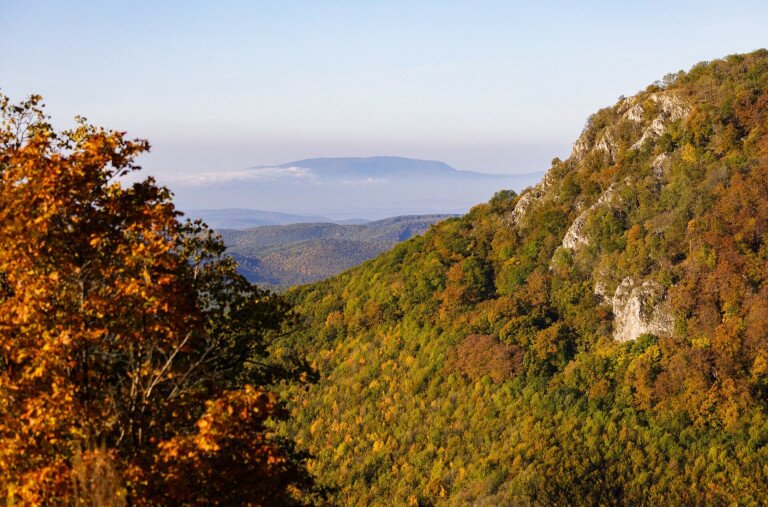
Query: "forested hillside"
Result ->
[[220, 215, 452, 289], [277, 51, 768, 504]]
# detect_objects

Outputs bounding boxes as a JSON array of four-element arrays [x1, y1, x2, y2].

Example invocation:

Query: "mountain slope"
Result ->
[[277, 50, 768, 504], [221, 215, 452, 289]]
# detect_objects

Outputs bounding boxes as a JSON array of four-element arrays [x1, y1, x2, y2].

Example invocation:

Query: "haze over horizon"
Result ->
[[171, 156, 543, 218], [3, 0, 768, 194]]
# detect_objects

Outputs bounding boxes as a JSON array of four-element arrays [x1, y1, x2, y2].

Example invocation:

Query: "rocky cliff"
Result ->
[[510, 87, 692, 341]]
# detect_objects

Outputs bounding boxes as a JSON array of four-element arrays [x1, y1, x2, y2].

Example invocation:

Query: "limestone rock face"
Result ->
[[629, 94, 690, 150], [624, 102, 645, 122], [651, 152, 671, 177], [561, 211, 589, 250], [610, 277, 674, 342], [561, 182, 622, 250], [508, 171, 556, 227], [571, 132, 592, 160], [594, 130, 617, 160], [570, 91, 689, 164]]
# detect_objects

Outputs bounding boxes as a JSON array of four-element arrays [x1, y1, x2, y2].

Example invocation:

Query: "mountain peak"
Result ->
[[269, 156, 461, 178]]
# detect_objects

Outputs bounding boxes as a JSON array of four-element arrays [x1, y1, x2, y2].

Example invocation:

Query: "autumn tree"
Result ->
[[0, 94, 319, 504]]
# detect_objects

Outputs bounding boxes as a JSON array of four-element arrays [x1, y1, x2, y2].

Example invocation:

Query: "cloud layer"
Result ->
[[169, 166, 313, 187]]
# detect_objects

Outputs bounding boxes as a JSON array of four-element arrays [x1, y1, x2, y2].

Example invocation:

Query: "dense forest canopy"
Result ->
[[277, 50, 768, 504]]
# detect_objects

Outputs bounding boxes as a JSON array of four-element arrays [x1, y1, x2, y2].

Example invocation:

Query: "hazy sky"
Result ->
[[2, 1, 768, 176]]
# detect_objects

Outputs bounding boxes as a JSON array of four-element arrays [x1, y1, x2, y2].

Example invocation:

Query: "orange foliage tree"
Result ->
[[0, 94, 319, 505]]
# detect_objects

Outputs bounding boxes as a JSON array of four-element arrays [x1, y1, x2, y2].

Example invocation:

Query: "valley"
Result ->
[[218, 215, 454, 289]]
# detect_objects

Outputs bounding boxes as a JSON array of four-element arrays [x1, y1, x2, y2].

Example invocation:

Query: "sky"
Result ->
[[2, 0, 768, 179]]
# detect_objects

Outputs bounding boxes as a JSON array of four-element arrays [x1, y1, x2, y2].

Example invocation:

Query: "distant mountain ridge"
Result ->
[[185, 208, 369, 230], [168, 156, 543, 218], [219, 214, 453, 289], [262, 156, 510, 179]]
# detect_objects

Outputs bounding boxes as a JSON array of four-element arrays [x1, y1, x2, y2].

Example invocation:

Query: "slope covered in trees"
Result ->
[[279, 51, 768, 504], [220, 215, 452, 289]]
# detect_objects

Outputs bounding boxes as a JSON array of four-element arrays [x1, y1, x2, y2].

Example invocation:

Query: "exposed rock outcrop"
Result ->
[[624, 102, 645, 122], [561, 210, 590, 250], [594, 130, 617, 160], [651, 152, 671, 177], [570, 132, 592, 160], [609, 277, 674, 342], [561, 182, 623, 250], [569, 91, 689, 164], [629, 94, 689, 150], [508, 171, 556, 227]]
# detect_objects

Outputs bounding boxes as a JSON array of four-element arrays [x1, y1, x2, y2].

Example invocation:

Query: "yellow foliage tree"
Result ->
[[0, 94, 318, 504]]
